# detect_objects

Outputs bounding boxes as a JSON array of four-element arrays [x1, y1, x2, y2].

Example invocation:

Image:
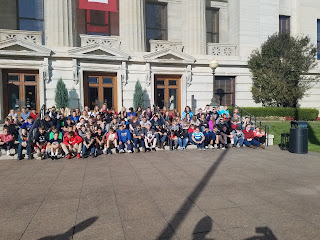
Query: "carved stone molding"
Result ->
[[80, 34, 120, 49], [72, 59, 80, 85], [145, 63, 152, 87], [43, 58, 50, 84], [186, 65, 192, 87], [207, 43, 237, 56], [0, 29, 42, 45], [121, 62, 128, 86]]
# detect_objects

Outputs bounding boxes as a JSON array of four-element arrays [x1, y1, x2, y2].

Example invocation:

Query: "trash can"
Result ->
[[289, 121, 308, 154]]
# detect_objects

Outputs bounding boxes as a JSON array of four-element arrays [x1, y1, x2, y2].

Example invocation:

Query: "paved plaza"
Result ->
[[0, 147, 320, 240]]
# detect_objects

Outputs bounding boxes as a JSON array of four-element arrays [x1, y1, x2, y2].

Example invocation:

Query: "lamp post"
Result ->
[[209, 60, 219, 107]]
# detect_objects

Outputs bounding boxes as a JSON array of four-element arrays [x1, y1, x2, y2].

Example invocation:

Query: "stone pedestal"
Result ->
[[119, 0, 146, 52], [44, 0, 76, 47], [183, 0, 206, 55]]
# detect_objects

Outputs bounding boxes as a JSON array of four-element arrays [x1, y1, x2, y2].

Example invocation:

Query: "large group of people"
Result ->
[[0, 104, 266, 160]]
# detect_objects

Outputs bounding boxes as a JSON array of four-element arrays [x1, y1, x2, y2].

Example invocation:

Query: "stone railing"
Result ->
[[80, 34, 120, 49], [150, 40, 184, 52], [0, 29, 43, 45], [207, 43, 237, 56]]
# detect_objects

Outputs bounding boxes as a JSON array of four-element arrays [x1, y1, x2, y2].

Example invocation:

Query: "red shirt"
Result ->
[[243, 129, 254, 140], [30, 112, 38, 120], [63, 135, 82, 146], [231, 124, 239, 130], [188, 128, 195, 134]]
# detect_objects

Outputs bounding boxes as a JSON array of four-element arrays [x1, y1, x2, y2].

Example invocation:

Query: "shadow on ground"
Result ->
[[156, 148, 279, 240], [37, 216, 98, 240]]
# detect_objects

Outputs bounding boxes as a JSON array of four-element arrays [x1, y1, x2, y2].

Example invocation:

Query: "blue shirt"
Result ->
[[203, 131, 215, 140], [21, 112, 30, 121], [118, 129, 131, 142], [192, 132, 203, 141]]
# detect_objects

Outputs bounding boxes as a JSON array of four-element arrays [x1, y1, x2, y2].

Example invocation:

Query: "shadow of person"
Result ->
[[192, 216, 214, 240], [244, 227, 278, 240], [37, 216, 98, 240]]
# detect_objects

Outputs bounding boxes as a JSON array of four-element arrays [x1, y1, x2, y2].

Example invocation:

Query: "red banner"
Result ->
[[79, 0, 117, 12]]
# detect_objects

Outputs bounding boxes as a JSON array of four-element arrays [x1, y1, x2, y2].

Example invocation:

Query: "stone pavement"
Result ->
[[0, 147, 320, 240]]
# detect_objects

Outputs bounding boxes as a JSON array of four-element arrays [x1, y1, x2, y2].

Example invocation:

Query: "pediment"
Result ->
[[144, 49, 196, 64], [0, 38, 51, 57], [69, 44, 130, 61]]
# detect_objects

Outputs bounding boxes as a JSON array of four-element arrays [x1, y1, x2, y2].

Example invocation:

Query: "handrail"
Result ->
[[27, 104, 46, 158]]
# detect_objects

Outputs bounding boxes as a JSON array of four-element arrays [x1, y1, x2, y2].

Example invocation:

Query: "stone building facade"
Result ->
[[0, 0, 319, 121]]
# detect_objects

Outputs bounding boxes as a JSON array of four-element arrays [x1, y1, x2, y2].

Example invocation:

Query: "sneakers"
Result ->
[[152, 147, 156, 152], [66, 154, 72, 159], [134, 148, 139, 153], [77, 153, 81, 158], [221, 144, 226, 150], [249, 145, 254, 149], [119, 149, 125, 154], [128, 150, 133, 153], [211, 146, 215, 149], [51, 155, 55, 160], [260, 143, 265, 149], [205, 146, 209, 150], [6, 150, 10, 156], [103, 148, 108, 155], [217, 144, 221, 150]]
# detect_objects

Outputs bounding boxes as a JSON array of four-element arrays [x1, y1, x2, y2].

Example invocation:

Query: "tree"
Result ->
[[133, 80, 144, 109], [248, 33, 319, 107], [55, 78, 69, 109]]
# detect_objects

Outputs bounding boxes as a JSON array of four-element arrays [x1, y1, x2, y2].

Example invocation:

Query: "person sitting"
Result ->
[[243, 125, 265, 149], [192, 127, 205, 150], [190, 116, 200, 127], [178, 121, 189, 150], [140, 116, 151, 129], [104, 128, 119, 155], [203, 125, 215, 149], [78, 125, 88, 139], [82, 131, 96, 158], [182, 106, 193, 120], [231, 119, 240, 131], [188, 124, 196, 144], [129, 116, 139, 133], [233, 126, 244, 148], [0, 127, 14, 156], [20, 106, 30, 122], [118, 124, 132, 153], [70, 110, 80, 123], [8, 109, 19, 123], [48, 132, 62, 160], [144, 123, 157, 152], [17, 128, 30, 160], [4, 117, 18, 140], [95, 127, 105, 155], [155, 125, 167, 149], [253, 127, 266, 144], [34, 126, 49, 159], [30, 109, 38, 120], [133, 124, 145, 153], [127, 107, 136, 120], [20, 116, 34, 133], [62, 131, 83, 159], [40, 115, 54, 133], [220, 125, 233, 149], [168, 130, 178, 151]]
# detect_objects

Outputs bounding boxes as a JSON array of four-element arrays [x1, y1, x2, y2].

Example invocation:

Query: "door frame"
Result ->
[[83, 72, 118, 110], [2, 69, 40, 118], [154, 75, 181, 113]]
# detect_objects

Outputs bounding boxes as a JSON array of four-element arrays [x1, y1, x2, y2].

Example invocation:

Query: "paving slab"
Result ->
[[0, 147, 320, 239]]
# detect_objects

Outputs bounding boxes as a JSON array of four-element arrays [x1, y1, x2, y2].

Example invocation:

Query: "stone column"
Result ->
[[183, 0, 206, 55], [44, 0, 76, 47], [119, 0, 146, 52], [0, 69, 3, 122]]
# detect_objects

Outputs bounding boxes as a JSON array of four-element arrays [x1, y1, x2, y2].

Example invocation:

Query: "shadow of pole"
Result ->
[[244, 227, 278, 240], [157, 149, 230, 239], [37, 216, 98, 240]]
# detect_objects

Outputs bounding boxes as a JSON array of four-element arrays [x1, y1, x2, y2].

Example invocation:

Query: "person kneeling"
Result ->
[[243, 125, 265, 149], [82, 131, 96, 158], [118, 124, 132, 153], [48, 132, 62, 160], [62, 131, 83, 159], [192, 127, 205, 150]]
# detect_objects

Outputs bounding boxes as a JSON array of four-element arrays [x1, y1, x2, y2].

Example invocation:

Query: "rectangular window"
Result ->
[[214, 76, 235, 106], [279, 15, 290, 34], [18, 0, 44, 42], [85, 2, 119, 36], [317, 19, 320, 60], [206, 8, 219, 43], [146, 2, 168, 51]]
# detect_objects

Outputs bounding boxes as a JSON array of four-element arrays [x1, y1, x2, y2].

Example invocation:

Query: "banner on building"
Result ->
[[79, 0, 117, 12]]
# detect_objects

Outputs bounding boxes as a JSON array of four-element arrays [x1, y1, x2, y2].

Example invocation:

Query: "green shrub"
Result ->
[[229, 107, 319, 121], [55, 78, 69, 109]]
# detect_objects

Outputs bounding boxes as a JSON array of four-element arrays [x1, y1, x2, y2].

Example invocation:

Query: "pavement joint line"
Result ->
[[125, 151, 179, 239], [71, 157, 89, 240], [0, 160, 49, 209], [18, 159, 69, 240], [108, 153, 129, 240]]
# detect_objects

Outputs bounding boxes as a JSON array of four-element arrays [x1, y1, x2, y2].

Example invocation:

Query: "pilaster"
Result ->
[[119, 0, 146, 52], [183, 0, 206, 55], [0, 69, 3, 122], [44, 0, 76, 47]]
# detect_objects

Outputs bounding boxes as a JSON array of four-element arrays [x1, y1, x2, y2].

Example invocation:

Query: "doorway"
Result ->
[[155, 75, 181, 112], [84, 72, 117, 110], [2, 70, 40, 117]]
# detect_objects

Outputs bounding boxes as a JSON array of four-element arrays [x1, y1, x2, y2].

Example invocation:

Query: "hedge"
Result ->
[[229, 107, 319, 121]]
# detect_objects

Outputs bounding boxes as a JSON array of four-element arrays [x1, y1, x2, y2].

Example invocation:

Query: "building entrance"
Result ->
[[84, 73, 117, 110]]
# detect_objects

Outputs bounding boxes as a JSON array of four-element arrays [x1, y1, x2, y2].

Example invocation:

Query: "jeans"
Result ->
[[234, 136, 244, 147], [178, 138, 188, 148], [244, 139, 260, 147], [18, 143, 29, 158], [169, 138, 178, 150], [82, 145, 95, 155], [119, 142, 132, 151], [188, 133, 195, 144], [156, 133, 167, 143], [133, 138, 145, 148], [195, 141, 205, 149]]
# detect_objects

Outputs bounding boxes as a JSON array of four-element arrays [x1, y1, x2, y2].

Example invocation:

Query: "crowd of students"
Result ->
[[0, 104, 266, 160]]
